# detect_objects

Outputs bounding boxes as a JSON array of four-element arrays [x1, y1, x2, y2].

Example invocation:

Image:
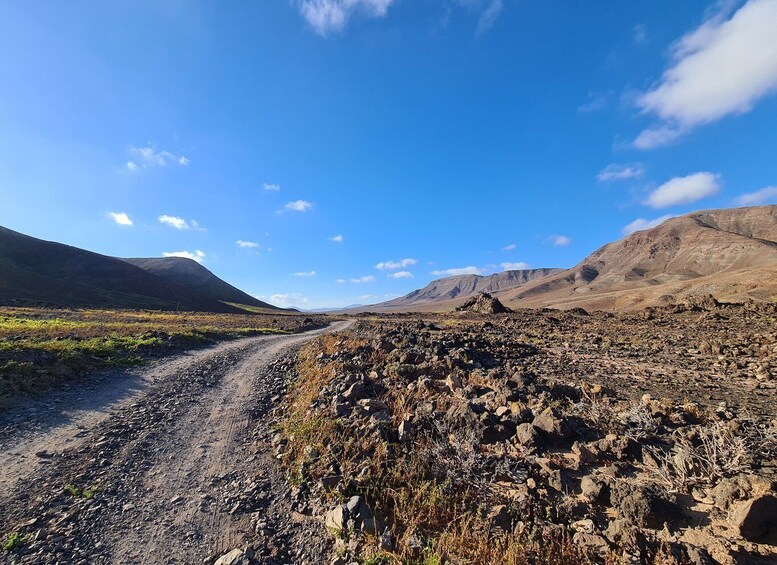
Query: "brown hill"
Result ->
[[357, 268, 561, 312], [498, 205, 777, 310]]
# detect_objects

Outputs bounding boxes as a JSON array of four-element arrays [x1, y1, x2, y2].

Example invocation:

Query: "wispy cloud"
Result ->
[[502, 243, 516, 251], [635, 0, 777, 149], [336, 278, 346, 283], [500, 262, 530, 271], [108, 212, 133, 226], [550, 235, 572, 246], [633, 23, 648, 46], [284, 200, 314, 212], [297, 0, 395, 36], [294, 271, 317, 277], [734, 186, 777, 206], [270, 293, 309, 307], [477, 0, 503, 35], [163, 250, 205, 263], [158, 215, 203, 230], [430, 266, 484, 276], [126, 145, 189, 171], [597, 163, 645, 182], [622, 215, 675, 235], [375, 258, 417, 270], [262, 183, 281, 191], [644, 172, 721, 209], [351, 275, 376, 283], [577, 92, 608, 114], [329, 234, 344, 243], [388, 271, 413, 279], [236, 240, 260, 248]]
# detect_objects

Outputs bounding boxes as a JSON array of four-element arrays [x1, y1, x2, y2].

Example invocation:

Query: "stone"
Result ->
[[321, 475, 341, 491], [486, 504, 512, 532], [325, 505, 348, 532], [446, 373, 463, 392], [532, 407, 574, 446], [581, 476, 609, 504], [572, 532, 610, 556], [514, 422, 542, 450], [214, 548, 252, 565], [343, 382, 368, 402], [612, 481, 684, 530], [729, 494, 777, 544]]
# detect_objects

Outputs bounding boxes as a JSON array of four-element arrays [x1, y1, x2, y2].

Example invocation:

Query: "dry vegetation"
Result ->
[[0, 306, 325, 409], [277, 302, 777, 564]]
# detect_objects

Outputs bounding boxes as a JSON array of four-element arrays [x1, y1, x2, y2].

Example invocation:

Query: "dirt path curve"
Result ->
[[0, 320, 352, 565]]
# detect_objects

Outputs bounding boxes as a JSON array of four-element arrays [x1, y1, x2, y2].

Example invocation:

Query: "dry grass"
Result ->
[[0, 306, 320, 409]]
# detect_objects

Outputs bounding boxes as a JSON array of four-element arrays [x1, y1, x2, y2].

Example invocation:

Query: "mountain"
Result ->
[[348, 268, 562, 312], [497, 205, 777, 310], [122, 257, 272, 309], [0, 225, 279, 312]]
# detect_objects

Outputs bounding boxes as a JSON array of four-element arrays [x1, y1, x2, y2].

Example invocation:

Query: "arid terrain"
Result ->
[[0, 299, 775, 564]]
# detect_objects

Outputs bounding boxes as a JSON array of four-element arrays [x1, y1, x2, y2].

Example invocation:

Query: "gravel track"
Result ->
[[0, 321, 351, 564]]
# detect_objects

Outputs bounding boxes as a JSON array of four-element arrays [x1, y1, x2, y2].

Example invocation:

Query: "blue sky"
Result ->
[[1, 1, 777, 309]]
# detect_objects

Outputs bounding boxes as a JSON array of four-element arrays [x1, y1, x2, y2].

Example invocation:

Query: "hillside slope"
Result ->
[[123, 257, 275, 310], [499, 205, 777, 310], [352, 269, 562, 312], [0, 226, 275, 312]]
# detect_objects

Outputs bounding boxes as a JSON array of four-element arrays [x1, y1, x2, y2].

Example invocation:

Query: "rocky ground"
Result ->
[[278, 300, 776, 564], [0, 322, 350, 564]]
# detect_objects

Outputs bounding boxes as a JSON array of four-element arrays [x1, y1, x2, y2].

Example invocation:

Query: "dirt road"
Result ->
[[0, 321, 351, 564]]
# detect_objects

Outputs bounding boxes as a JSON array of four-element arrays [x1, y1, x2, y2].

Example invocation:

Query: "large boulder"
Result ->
[[456, 293, 513, 314], [730, 494, 777, 544]]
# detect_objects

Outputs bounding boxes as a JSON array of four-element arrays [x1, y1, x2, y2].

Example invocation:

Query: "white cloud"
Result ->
[[500, 262, 530, 271], [735, 186, 777, 206], [329, 234, 344, 243], [388, 271, 413, 279], [644, 172, 721, 209], [477, 0, 503, 35], [351, 275, 376, 283], [633, 23, 647, 46], [597, 163, 645, 182], [284, 200, 314, 212], [375, 258, 417, 270], [622, 215, 675, 235], [577, 92, 608, 114], [108, 212, 133, 226], [551, 235, 572, 246], [431, 266, 484, 276], [297, 0, 395, 36], [236, 240, 259, 248], [158, 215, 203, 230], [635, 0, 777, 148], [502, 243, 516, 251], [126, 145, 189, 171], [336, 278, 346, 283], [270, 293, 309, 307], [163, 250, 205, 263], [294, 271, 317, 277], [263, 183, 280, 191]]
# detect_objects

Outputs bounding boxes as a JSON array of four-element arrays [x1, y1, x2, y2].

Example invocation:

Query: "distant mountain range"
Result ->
[[0, 225, 281, 312], [352, 205, 777, 312], [2, 205, 775, 314]]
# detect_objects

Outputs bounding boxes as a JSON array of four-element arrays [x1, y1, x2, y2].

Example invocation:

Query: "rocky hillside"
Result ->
[[361, 268, 562, 312], [498, 206, 777, 311]]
